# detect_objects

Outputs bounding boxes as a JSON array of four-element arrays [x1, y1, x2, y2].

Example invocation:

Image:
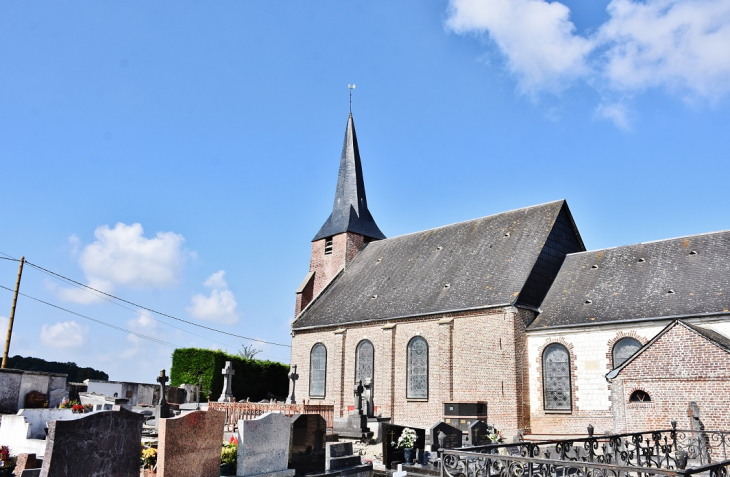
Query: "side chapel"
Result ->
[[289, 112, 730, 437]]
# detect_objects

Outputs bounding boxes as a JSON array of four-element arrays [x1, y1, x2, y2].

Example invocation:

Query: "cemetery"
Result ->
[[3, 347, 729, 477]]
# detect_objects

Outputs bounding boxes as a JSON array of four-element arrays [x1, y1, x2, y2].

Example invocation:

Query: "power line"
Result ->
[[23, 260, 291, 348], [26, 263, 242, 351], [0, 285, 179, 348]]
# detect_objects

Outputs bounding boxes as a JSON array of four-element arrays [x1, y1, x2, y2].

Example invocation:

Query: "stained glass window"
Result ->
[[407, 336, 428, 399], [543, 343, 571, 411], [612, 337, 641, 368], [309, 343, 327, 398], [355, 340, 374, 386]]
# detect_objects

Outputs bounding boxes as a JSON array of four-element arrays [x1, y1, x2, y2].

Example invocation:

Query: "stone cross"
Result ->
[[393, 464, 407, 477], [354, 380, 364, 415], [157, 369, 169, 405], [363, 378, 374, 417], [287, 365, 299, 404], [217, 361, 236, 403]]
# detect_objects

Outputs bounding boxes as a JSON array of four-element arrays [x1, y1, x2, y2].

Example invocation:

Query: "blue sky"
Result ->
[[1, 1, 728, 384]]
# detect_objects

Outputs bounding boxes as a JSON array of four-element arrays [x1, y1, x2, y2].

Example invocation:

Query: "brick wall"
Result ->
[[290, 306, 532, 436], [611, 322, 730, 432], [295, 232, 366, 315]]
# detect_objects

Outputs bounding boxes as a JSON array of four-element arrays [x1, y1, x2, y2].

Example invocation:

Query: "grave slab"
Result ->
[[237, 412, 295, 477], [157, 409, 225, 477], [40, 407, 144, 477], [325, 442, 360, 471]]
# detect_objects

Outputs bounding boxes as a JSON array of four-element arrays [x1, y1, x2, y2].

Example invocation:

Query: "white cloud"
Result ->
[[126, 311, 159, 346], [599, 0, 730, 99], [55, 223, 188, 304], [447, 0, 730, 119], [40, 321, 88, 349], [595, 101, 633, 130], [188, 270, 240, 325], [0, 316, 7, 333], [446, 0, 594, 93]]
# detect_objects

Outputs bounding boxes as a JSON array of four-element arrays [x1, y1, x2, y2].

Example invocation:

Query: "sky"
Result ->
[[1, 1, 728, 384]]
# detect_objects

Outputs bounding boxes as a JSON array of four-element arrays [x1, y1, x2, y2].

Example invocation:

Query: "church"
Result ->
[[289, 112, 730, 437]]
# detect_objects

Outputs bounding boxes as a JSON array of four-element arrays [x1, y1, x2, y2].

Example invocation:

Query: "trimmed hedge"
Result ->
[[170, 348, 289, 402]]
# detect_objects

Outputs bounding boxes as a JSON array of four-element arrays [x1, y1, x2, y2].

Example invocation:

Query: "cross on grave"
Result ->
[[157, 369, 169, 405], [218, 361, 236, 402], [354, 380, 364, 415], [287, 365, 299, 404], [393, 464, 407, 477], [388, 429, 396, 446]]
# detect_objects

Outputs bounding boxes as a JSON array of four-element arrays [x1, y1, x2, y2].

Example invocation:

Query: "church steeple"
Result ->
[[312, 113, 386, 242]]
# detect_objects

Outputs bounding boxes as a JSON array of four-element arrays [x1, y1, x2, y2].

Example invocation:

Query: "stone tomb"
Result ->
[[428, 422, 463, 451], [469, 420, 492, 447], [40, 407, 144, 477], [237, 412, 296, 477], [289, 414, 327, 475], [381, 424, 426, 470], [157, 409, 226, 477]]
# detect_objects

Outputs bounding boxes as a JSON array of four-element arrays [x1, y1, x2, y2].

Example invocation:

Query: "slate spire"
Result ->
[[312, 113, 386, 241]]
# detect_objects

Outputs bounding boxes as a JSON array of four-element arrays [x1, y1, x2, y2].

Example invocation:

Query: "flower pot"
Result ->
[[403, 448, 414, 465], [220, 462, 236, 476]]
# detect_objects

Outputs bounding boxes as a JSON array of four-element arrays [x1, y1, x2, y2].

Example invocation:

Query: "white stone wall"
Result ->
[[527, 322, 666, 413]]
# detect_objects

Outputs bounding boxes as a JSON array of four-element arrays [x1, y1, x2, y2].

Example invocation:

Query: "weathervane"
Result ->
[[348, 84, 356, 112]]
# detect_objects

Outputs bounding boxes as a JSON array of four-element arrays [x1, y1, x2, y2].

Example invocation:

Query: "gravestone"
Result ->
[[362, 378, 374, 418], [428, 422, 462, 450], [14, 453, 43, 474], [40, 408, 144, 477], [218, 361, 236, 403], [381, 424, 426, 470], [289, 414, 327, 475], [469, 420, 492, 446], [286, 365, 298, 404], [325, 442, 361, 472], [25, 391, 47, 409], [21, 470, 42, 477], [237, 412, 295, 477], [157, 409, 226, 477], [156, 369, 172, 420]]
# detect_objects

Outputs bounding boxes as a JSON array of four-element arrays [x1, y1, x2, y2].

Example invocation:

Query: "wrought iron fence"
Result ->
[[441, 448, 730, 477], [457, 424, 730, 469]]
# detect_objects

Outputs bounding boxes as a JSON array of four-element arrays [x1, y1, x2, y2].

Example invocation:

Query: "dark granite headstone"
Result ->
[[40, 408, 144, 477], [469, 420, 492, 446], [289, 414, 327, 475], [381, 424, 425, 470], [428, 422, 462, 450]]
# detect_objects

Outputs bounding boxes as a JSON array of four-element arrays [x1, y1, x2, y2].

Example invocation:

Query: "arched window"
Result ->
[[407, 337, 428, 399], [629, 390, 651, 402], [355, 340, 374, 386], [543, 343, 571, 411], [612, 337, 642, 368], [309, 343, 327, 398]]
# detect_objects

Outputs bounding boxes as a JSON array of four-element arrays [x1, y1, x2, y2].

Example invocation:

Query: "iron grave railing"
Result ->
[[441, 424, 730, 477], [441, 449, 730, 477]]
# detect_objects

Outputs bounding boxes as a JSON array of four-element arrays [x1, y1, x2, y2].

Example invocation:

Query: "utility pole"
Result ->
[[2, 256, 25, 369]]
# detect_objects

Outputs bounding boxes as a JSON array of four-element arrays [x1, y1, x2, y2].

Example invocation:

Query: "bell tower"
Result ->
[[295, 112, 386, 316]]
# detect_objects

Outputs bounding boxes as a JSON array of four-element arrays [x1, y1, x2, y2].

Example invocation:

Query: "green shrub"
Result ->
[[170, 348, 289, 402]]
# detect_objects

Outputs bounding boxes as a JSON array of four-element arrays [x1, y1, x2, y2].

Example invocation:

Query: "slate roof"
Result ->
[[312, 113, 386, 242], [532, 230, 730, 329], [294, 200, 582, 329]]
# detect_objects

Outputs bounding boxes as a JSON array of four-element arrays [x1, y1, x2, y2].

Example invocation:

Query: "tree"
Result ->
[[237, 344, 261, 360]]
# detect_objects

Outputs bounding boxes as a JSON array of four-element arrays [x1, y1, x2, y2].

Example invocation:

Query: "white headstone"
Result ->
[[237, 412, 295, 477]]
